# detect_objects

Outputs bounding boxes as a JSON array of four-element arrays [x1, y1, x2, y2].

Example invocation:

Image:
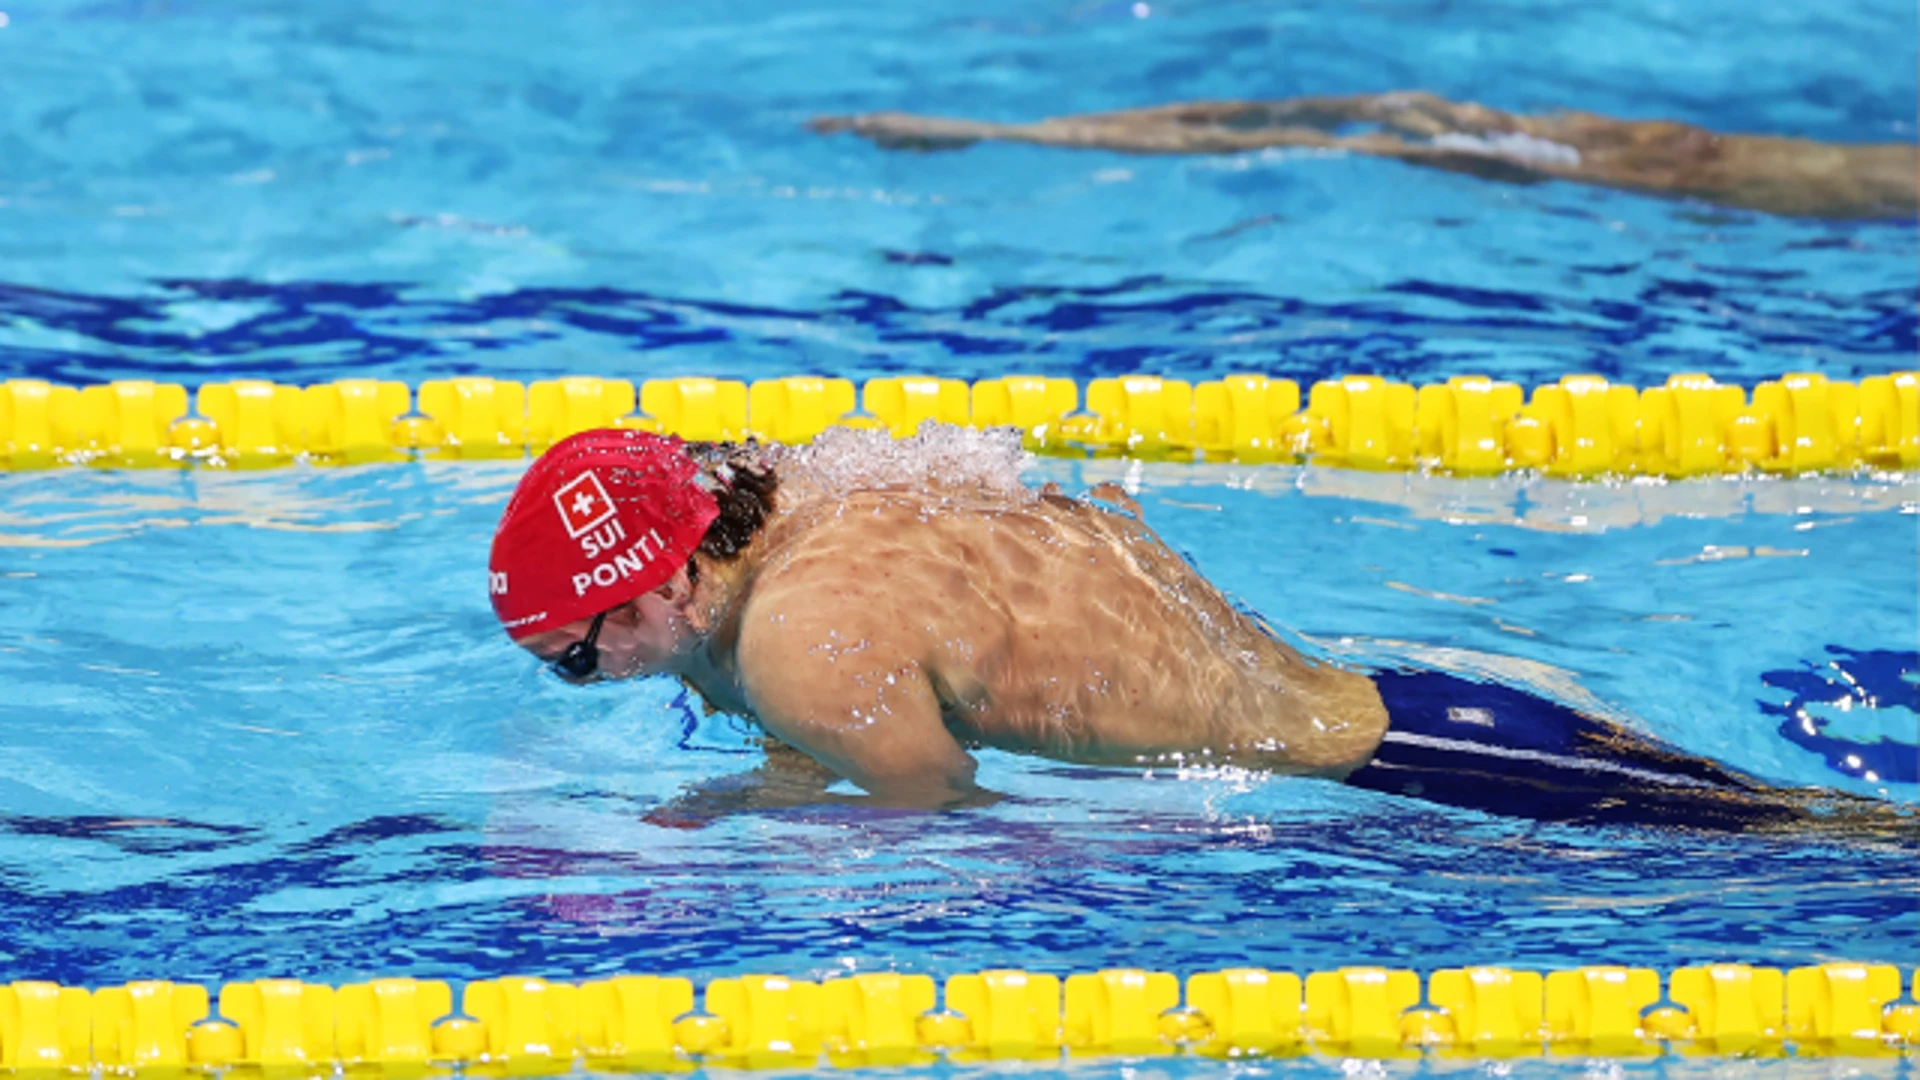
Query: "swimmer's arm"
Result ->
[[810, 93, 1917, 216], [807, 99, 1579, 192], [810, 107, 1345, 155], [808, 92, 1598, 154], [735, 607, 985, 810], [643, 741, 863, 828]]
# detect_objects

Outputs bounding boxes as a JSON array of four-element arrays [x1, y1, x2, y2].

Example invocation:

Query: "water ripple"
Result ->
[[0, 275, 1911, 390]]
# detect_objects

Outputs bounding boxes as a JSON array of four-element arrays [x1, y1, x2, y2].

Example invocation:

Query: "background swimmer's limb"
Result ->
[[810, 106, 1346, 154], [808, 113, 1007, 151], [809, 93, 1570, 154], [811, 91, 1919, 218]]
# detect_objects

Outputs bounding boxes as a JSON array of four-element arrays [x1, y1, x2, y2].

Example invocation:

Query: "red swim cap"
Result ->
[[489, 429, 720, 640]]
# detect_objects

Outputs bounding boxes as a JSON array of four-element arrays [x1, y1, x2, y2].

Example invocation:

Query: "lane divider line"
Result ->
[[1, 963, 1915, 1068], [1, 371, 1914, 478]]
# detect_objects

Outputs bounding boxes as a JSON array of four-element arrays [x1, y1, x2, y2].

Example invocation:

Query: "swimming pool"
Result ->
[[1, 0, 1916, 1072]]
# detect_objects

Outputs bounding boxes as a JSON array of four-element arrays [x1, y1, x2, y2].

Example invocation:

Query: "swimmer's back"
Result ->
[[732, 484, 1389, 775]]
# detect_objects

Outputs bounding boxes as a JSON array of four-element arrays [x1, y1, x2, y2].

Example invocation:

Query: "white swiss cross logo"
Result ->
[[553, 471, 617, 539]]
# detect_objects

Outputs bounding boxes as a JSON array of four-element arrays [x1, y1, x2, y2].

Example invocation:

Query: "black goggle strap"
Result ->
[[552, 610, 609, 679]]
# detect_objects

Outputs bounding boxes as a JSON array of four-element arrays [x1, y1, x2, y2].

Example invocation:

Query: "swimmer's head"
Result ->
[[489, 428, 718, 641], [490, 429, 780, 682]]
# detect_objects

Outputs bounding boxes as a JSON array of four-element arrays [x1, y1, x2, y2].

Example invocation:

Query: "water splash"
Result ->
[[777, 423, 1034, 503]]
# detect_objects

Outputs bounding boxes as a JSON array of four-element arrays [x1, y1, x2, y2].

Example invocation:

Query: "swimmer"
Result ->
[[489, 427, 1897, 831], [809, 90, 1919, 219]]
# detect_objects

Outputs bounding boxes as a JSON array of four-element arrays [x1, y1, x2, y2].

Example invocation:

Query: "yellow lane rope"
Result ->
[[0, 371, 1914, 478], [2, 962, 1915, 1068]]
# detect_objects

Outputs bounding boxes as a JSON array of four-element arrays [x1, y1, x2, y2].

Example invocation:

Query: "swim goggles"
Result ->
[[551, 610, 609, 681]]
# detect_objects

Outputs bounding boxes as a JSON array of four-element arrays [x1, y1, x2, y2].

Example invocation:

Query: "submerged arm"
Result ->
[[644, 740, 862, 828]]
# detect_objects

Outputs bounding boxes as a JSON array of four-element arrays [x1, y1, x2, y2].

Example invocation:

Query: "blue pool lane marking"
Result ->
[[1760, 646, 1920, 786]]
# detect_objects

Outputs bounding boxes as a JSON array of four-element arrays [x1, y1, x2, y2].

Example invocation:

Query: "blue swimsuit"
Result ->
[[1347, 670, 1806, 829]]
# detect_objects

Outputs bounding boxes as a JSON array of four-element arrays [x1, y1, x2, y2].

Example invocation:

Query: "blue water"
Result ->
[[0, 466, 1914, 986], [0, 0, 1915, 389], [1, 0, 1917, 1074]]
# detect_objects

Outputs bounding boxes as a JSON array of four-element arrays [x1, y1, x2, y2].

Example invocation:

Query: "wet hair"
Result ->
[[684, 441, 780, 581]]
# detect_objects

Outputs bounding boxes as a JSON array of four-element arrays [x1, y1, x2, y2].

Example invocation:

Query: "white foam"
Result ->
[[1430, 130, 1582, 168], [775, 422, 1034, 502]]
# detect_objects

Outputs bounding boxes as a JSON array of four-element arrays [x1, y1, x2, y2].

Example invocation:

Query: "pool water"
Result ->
[[0, 460, 1915, 988], [0, 0, 1916, 1073], [1, 0, 1914, 389]]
